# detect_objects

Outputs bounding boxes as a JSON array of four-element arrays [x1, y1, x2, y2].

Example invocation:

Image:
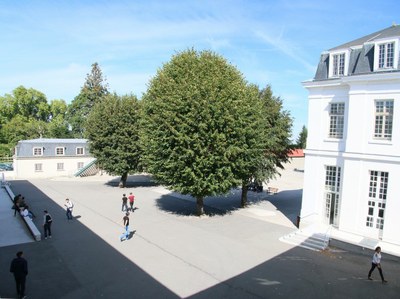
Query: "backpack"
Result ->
[[46, 214, 53, 223]]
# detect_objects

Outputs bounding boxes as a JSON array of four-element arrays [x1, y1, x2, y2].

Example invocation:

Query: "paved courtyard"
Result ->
[[1, 163, 399, 298]]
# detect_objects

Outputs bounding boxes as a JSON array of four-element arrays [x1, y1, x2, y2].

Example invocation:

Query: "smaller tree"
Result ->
[[238, 85, 293, 207], [296, 125, 307, 149], [85, 93, 141, 187]]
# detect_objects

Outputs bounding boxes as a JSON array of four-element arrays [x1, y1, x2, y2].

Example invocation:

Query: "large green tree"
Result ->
[[141, 49, 261, 215], [0, 86, 50, 121], [0, 86, 53, 156], [67, 62, 109, 137], [0, 87, 71, 156], [85, 93, 141, 187]]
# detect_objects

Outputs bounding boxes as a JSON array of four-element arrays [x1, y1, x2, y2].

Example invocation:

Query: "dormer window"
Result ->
[[33, 147, 43, 156], [329, 51, 348, 78], [333, 53, 345, 76], [56, 147, 65, 156], [378, 42, 394, 68], [374, 40, 398, 71]]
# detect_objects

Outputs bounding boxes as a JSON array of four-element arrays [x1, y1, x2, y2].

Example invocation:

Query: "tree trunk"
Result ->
[[119, 172, 128, 188], [241, 182, 248, 208], [196, 197, 204, 216]]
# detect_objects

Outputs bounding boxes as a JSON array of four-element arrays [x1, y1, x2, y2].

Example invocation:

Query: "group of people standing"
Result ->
[[120, 192, 135, 241], [12, 194, 74, 240]]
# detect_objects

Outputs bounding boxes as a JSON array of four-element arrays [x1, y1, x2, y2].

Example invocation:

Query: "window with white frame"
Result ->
[[56, 147, 65, 155], [33, 147, 43, 156], [332, 53, 345, 76], [329, 103, 345, 138], [378, 42, 394, 69], [374, 40, 398, 71], [325, 166, 341, 193], [34, 163, 42, 172], [57, 163, 64, 171], [374, 100, 393, 140], [366, 171, 388, 230], [76, 147, 84, 155], [77, 162, 84, 169]]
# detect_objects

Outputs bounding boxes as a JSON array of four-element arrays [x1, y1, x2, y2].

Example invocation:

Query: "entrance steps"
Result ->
[[280, 225, 332, 251]]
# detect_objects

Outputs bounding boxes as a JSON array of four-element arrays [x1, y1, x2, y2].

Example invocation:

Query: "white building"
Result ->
[[13, 138, 96, 178], [301, 25, 400, 248]]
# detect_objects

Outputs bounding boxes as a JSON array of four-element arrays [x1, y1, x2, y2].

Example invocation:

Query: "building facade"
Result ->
[[301, 25, 400, 247], [13, 138, 96, 178]]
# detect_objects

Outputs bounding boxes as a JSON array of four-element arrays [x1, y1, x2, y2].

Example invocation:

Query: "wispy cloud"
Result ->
[[255, 30, 315, 72]]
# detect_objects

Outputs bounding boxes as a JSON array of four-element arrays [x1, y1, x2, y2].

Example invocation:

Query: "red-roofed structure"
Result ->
[[288, 149, 304, 158]]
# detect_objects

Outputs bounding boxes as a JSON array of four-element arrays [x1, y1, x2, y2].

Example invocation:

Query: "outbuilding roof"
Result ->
[[19, 138, 88, 144]]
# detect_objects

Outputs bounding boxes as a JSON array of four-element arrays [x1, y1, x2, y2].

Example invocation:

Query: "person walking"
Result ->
[[121, 194, 128, 212], [368, 246, 388, 284], [10, 251, 28, 299], [43, 210, 53, 239], [128, 192, 135, 211], [120, 212, 130, 241], [64, 198, 74, 220]]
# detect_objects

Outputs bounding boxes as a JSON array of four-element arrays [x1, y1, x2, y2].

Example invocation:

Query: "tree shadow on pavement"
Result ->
[[155, 188, 269, 217], [104, 174, 159, 188]]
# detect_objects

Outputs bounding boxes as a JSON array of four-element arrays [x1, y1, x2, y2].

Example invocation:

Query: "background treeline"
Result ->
[[0, 63, 107, 156]]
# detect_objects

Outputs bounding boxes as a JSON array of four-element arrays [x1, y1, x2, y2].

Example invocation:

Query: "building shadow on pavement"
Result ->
[[266, 189, 302, 225], [0, 180, 178, 299], [187, 244, 400, 299]]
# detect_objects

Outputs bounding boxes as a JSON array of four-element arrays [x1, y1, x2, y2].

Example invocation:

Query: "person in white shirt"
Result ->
[[368, 246, 388, 284], [20, 206, 34, 219], [64, 198, 74, 220]]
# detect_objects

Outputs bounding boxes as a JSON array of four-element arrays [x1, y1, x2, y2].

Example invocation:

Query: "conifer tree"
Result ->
[[67, 63, 109, 137]]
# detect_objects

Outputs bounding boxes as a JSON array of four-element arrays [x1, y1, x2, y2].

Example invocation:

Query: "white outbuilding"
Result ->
[[13, 138, 96, 178]]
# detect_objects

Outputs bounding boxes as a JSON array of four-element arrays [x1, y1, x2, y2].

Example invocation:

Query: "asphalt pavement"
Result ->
[[0, 172, 399, 299]]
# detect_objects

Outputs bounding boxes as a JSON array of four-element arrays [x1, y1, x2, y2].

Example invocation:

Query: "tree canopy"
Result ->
[[0, 86, 70, 156], [85, 93, 141, 187], [141, 49, 264, 215]]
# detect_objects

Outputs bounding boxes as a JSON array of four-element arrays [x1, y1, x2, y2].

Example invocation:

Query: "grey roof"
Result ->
[[329, 25, 400, 51], [314, 25, 400, 81], [16, 138, 91, 157], [19, 138, 88, 144]]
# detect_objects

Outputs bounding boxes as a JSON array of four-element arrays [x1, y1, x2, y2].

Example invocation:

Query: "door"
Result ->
[[325, 192, 339, 227], [366, 199, 386, 239]]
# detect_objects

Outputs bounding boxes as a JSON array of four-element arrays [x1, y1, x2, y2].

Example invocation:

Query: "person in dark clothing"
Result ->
[[121, 194, 128, 212], [43, 210, 53, 239], [10, 251, 28, 299], [13, 194, 22, 216]]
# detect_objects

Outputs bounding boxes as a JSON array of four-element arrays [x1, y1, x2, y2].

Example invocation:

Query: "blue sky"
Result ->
[[1, 0, 399, 139]]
